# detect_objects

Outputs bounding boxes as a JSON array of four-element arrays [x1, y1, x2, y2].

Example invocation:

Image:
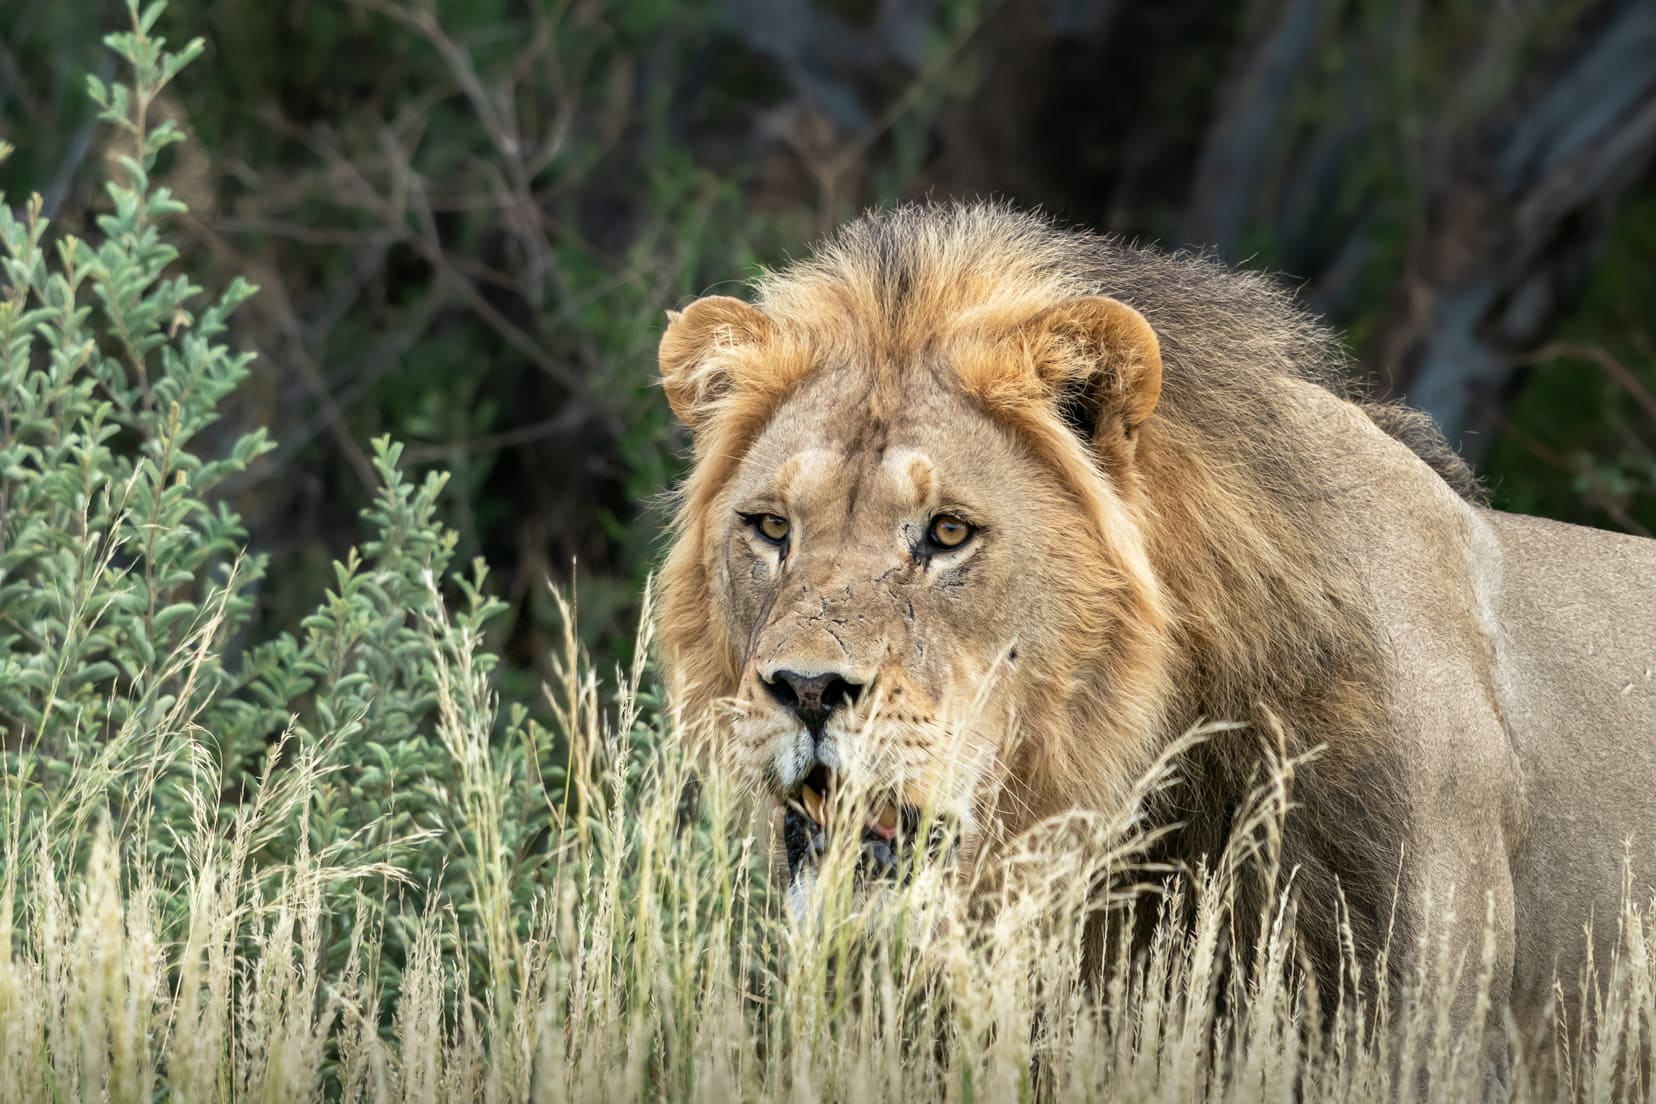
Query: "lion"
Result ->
[[653, 202, 1656, 1066]]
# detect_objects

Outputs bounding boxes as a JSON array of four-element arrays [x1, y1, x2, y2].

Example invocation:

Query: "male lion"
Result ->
[[654, 203, 1656, 1059]]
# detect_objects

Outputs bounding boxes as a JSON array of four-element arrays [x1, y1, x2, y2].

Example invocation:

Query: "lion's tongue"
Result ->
[[867, 803, 898, 841]]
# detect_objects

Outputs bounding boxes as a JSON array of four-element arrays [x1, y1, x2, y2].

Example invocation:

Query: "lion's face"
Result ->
[[658, 285, 1171, 899], [717, 366, 1092, 881]]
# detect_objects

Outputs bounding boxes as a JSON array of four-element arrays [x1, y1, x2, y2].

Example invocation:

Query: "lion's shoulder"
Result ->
[[1359, 401, 1484, 502]]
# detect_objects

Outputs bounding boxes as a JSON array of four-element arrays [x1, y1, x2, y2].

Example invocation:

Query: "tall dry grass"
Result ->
[[3, 587, 1655, 1103]]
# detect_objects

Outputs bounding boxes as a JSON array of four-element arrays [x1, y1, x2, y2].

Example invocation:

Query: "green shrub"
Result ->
[[0, 0, 562, 993]]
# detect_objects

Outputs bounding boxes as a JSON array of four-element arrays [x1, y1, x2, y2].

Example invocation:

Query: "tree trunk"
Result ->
[[1366, 0, 1656, 453]]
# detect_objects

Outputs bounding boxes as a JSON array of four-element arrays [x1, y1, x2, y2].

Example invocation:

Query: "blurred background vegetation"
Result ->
[[4, 0, 1654, 678]]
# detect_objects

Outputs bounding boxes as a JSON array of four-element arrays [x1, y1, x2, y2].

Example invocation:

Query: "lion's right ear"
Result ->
[[659, 296, 774, 433], [1017, 295, 1162, 455]]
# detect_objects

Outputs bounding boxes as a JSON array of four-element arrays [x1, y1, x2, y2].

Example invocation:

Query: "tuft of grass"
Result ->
[[5, 596, 1656, 1101]]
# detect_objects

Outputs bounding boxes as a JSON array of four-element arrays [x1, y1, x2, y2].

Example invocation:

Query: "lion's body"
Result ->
[[1249, 378, 1656, 1047], [1453, 507, 1656, 1033], [654, 204, 1656, 1059]]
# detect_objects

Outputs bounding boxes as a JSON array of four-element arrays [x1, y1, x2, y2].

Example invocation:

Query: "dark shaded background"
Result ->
[[5, 0, 1655, 677]]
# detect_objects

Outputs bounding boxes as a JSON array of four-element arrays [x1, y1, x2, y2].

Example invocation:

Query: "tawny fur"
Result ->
[[655, 209, 1656, 1072]]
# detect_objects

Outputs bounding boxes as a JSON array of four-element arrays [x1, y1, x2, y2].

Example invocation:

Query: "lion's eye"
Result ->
[[927, 514, 973, 550], [753, 514, 790, 544]]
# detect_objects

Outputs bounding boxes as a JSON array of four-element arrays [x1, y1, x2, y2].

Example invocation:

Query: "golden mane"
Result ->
[[658, 203, 1447, 991]]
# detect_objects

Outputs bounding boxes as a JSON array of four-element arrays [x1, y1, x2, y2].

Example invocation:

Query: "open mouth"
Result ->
[[781, 763, 931, 884]]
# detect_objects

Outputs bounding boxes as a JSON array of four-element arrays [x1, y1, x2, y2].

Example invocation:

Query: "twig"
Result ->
[[0, 36, 45, 123], [778, 0, 1006, 224], [40, 58, 117, 220], [377, 125, 588, 393], [1491, 413, 1654, 537], [1527, 342, 1656, 428], [181, 212, 380, 495], [401, 407, 589, 464]]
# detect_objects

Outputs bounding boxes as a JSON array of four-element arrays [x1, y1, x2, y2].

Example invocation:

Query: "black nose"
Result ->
[[765, 670, 863, 737]]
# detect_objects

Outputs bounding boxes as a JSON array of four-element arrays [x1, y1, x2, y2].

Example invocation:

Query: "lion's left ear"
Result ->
[[659, 295, 775, 433], [1018, 295, 1162, 451]]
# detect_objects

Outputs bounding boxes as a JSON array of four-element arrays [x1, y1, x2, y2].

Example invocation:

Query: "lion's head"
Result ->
[[657, 205, 1419, 951]]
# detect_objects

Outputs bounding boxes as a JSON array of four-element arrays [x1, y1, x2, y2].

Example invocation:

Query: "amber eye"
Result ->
[[927, 514, 973, 550], [754, 514, 790, 543]]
